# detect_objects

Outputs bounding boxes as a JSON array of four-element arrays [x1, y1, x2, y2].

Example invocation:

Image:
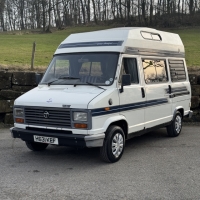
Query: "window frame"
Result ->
[[168, 59, 186, 82], [40, 52, 119, 86], [140, 31, 162, 41], [119, 57, 139, 85], [142, 58, 169, 85]]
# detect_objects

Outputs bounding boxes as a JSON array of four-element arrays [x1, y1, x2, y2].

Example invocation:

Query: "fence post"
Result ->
[[31, 41, 36, 70]]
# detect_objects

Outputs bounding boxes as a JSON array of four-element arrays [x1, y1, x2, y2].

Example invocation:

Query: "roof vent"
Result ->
[[141, 31, 162, 41]]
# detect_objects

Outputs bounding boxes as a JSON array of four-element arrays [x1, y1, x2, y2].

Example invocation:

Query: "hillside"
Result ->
[[0, 26, 199, 70]]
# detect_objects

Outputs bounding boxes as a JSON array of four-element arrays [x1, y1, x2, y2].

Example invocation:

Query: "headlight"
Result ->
[[14, 108, 24, 123], [73, 112, 87, 122], [14, 108, 24, 117]]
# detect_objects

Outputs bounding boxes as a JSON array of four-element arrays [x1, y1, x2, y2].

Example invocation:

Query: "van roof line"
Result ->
[[55, 27, 184, 57]]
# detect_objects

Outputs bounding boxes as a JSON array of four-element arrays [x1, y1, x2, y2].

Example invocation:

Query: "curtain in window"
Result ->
[[124, 58, 138, 83]]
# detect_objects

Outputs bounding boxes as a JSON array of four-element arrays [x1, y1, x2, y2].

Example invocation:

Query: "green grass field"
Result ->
[[168, 27, 200, 68], [0, 26, 199, 70], [0, 26, 109, 70]]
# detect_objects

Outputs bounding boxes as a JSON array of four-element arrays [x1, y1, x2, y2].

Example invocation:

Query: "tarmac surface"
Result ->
[[0, 126, 200, 200]]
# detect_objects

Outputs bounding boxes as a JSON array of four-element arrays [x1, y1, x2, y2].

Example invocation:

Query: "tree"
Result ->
[[0, 0, 6, 30]]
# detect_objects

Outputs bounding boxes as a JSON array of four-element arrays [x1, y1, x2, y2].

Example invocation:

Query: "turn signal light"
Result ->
[[15, 118, 24, 123], [104, 107, 110, 111], [74, 123, 87, 129]]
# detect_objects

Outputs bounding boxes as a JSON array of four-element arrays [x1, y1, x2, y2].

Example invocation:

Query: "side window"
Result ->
[[168, 60, 186, 82], [120, 58, 139, 84], [142, 59, 168, 84]]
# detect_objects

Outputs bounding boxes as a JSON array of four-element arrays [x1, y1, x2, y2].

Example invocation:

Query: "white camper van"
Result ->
[[11, 27, 193, 162]]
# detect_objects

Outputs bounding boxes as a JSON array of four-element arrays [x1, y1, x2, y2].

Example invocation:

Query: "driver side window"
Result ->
[[119, 58, 139, 84]]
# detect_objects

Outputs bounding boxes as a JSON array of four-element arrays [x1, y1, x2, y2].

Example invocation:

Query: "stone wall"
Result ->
[[0, 70, 199, 126], [185, 73, 200, 122], [0, 71, 37, 125]]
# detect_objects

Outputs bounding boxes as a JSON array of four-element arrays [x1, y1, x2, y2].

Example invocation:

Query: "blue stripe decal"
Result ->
[[165, 86, 190, 98], [91, 98, 168, 117], [59, 41, 124, 49]]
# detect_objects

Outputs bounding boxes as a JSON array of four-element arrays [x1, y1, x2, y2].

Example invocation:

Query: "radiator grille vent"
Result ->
[[24, 107, 71, 128]]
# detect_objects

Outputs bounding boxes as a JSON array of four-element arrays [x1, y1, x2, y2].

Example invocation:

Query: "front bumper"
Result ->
[[10, 127, 105, 148], [188, 110, 193, 119]]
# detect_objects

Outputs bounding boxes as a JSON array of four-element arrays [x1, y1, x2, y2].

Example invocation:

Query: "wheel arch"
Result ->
[[106, 120, 128, 139], [174, 106, 184, 118]]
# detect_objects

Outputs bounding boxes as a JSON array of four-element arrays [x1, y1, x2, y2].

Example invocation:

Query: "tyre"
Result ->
[[167, 111, 182, 137], [100, 125, 125, 163], [25, 141, 48, 151]]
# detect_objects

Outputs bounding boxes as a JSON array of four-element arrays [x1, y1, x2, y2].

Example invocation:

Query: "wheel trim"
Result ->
[[175, 115, 182, 133], [112, 133, 124, 158]]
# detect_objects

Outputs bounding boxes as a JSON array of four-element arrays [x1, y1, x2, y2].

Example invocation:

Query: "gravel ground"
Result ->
[[0, 125, 200, 200]]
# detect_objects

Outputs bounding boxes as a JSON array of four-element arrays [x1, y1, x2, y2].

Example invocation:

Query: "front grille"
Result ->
[[24, 107, 71, 128]]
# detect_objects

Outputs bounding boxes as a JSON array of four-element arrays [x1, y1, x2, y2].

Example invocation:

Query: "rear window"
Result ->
[[168, 60, 186, 82]]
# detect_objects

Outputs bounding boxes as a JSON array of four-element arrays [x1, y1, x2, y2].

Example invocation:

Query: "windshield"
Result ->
[[41, 53, 119, 86]]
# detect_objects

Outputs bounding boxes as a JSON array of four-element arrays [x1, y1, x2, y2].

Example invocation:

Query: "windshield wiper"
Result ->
[[85, 81, 106, 90], [47, 76, 80, 86], [59, 75, 80, 80]]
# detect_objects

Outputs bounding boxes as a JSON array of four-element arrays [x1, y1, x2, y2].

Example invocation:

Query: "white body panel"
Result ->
[[144, 83, 172, 128], [119, 85, 145, 133], [15, 85, 104, 109], [171, 81, 191, 114], [88, 88, 120, 134]]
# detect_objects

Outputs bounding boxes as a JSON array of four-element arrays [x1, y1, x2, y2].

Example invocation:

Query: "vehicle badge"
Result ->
[[47, 98, 52, 103], [43, 111, 50, 119]]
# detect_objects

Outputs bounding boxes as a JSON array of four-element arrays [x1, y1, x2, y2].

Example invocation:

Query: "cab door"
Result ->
[[119, 56, 145, 133]]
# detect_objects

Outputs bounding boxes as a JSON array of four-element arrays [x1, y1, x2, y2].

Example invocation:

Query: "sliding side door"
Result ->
[[142, 58, 172, 129]]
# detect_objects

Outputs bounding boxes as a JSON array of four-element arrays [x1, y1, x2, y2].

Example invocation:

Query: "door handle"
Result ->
[[168, 85, 172, 94], [141, 87, 145, 98]]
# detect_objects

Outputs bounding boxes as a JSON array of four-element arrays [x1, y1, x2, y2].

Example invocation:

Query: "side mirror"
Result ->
[[120, 74, 131, 93], [35, 73, 43, 85]]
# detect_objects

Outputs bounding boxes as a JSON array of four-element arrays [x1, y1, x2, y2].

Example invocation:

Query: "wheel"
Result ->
[[167, 111, 182, 137], [25, 141, 48, 151], [100, 125, 125, 163]]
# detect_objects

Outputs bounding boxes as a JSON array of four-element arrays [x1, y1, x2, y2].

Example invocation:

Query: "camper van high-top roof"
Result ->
[[56, 27, 184, 58]]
